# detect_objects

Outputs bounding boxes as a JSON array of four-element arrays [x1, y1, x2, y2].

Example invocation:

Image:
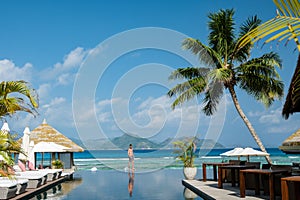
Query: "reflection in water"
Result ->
[[30, 177, 83, 200], [128, 172, 134, 197], [183, 187, 198, 200], [62, 177, 83, 195]]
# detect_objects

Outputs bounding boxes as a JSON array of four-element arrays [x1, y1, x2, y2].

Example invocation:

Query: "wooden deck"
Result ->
[[182, 179, 282, 200], [10, 176, 66, 200]]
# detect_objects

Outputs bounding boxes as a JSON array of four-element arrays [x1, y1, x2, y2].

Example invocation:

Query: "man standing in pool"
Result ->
[[128, 144, 135, 172]]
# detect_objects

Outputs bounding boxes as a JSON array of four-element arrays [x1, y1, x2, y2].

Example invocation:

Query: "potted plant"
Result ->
[[52, 159, 64, 169], [173, 138, 197, 180]]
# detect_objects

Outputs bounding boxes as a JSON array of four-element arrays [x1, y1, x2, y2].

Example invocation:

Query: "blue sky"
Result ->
[[0, 0, 299, 148]]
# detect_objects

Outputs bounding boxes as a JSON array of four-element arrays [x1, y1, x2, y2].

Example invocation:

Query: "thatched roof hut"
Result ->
[[30, 119, 84, 152], [279, 128, 300, 154]]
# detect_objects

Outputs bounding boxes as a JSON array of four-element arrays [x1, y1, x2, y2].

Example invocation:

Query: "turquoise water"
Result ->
[[73, 148, 299, 173], [29, 148, 299, 199]]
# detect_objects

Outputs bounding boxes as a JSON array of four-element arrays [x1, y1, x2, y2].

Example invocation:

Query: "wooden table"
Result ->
[[281, 176, 300, 200], [202, 162, 230, 182], [218, 165, 256, 188], [239, 169, 288, 200]]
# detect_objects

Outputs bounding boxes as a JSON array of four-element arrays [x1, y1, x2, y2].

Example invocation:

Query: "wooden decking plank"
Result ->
[[182, 179, 281, 200], [10, 176, 66, 200]]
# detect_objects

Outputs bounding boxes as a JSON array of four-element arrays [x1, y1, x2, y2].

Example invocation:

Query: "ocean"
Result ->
[[72, 148, 299, 173]]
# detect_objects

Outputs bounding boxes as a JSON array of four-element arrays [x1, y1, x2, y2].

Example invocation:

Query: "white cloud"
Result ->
[[54, 47, 87, 72], [246, 106, 299, 135], [93, 95, 203, 138], [57, 73, 73, 85], [37, 84, 51, 100], [0, 59, 32, 81], [40, 47, 88, 85], [258, 109, 281, 124], [38, 97, 75, 129], [98, 112, 112, 123], [43, 97, 66, 108]]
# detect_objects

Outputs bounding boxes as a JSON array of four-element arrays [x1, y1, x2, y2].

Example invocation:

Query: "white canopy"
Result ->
[[32, 142, 70, 153]]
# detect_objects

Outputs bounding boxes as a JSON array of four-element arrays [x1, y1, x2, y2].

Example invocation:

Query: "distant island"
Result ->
[[71, 134, 225, 150]]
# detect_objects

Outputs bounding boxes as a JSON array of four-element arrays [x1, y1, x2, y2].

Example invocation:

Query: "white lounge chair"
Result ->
[[0, 177, 28, 195], [39, 169, 63, 181], [15, 171, 48, 188], [0, 181, 17, 199]]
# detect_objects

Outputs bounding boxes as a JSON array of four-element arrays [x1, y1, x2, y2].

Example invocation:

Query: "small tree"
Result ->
[[173, 138, 197, 168]]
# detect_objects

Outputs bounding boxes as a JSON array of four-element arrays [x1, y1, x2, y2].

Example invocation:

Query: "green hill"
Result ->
[[76, 134, 225, 150], [111, 134, 160, 149]]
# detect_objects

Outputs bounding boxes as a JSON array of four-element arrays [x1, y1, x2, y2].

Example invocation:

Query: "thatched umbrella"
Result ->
[[279, 128, 300, 154], [30, 119, 83, 152]]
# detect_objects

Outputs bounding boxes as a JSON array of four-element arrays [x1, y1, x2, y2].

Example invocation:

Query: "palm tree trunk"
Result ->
[[228, 85, 272, 164]]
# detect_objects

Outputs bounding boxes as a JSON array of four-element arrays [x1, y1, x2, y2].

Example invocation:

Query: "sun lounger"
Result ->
[[39, 169, 63, 181], [0, 178, 28, 195], [0, 181, 17, 199], [15, 171, 48, 188]]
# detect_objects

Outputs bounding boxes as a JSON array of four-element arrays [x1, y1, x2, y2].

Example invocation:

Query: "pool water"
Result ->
[[30, 169, 203, 200]]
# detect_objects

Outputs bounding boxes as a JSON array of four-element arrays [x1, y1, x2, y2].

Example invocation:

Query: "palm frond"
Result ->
[[168, 77, 207, 109], [168, 67, 210, 80], [202, 81, 224, 115], [0, 81, 39, 117], [233, 16, 262, 63], [236, 52, 284, 107], [208, 9, 235, 56], [238, 0, 300, 51], [208, 68, 232, 83], [182, 38, 222, 68]]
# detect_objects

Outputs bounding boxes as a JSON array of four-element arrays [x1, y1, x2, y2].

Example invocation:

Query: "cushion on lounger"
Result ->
[[28, 161, 35, 170], [18, 160, 26, 172]]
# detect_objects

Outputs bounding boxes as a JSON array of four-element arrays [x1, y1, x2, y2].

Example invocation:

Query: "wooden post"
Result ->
[[239, 171, 245, 198], [281, 178, 289, 200], [213, 165, 217, 181], [202, 163, 207, 182], [269, 174, 275, 200], [218, 167, 223, 188], [254, 174, 260, 195]]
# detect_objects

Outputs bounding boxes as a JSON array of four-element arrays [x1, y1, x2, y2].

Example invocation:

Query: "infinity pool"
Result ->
[[30, 169, 203, 200]]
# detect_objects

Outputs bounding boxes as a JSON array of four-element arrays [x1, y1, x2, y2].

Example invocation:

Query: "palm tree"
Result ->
[[0, 80, 38, 117], [0, 131, 22, 176], [167, 9, 284, 164], [238, 0, 300, 119], [0, 80, 38, 176]]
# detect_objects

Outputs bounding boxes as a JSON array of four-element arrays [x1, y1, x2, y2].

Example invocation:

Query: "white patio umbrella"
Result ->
[[27, 141, 35, 169], [236, 147, 269, 161], [18, 127, 31, 161], [220, 147, 244, 157]]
